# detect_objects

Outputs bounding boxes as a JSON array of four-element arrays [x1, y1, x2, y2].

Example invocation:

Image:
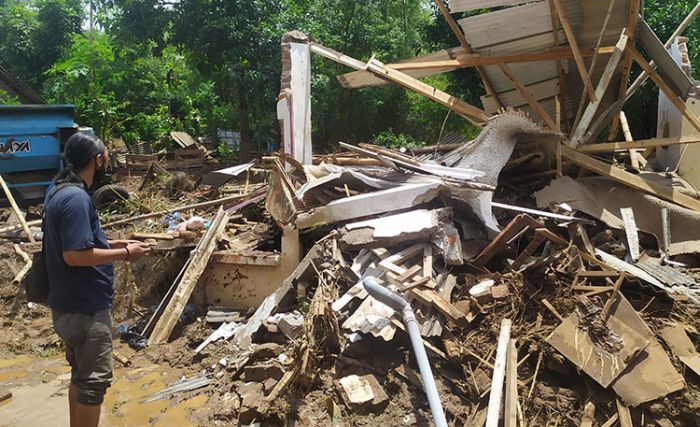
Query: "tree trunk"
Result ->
[[237, 85, 253, 162]]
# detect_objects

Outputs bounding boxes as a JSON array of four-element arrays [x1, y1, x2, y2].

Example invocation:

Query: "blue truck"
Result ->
[[0, 104, 128, 206]]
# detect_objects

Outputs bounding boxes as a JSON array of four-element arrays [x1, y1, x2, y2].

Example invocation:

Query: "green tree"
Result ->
[[0, 0, 83, 88]]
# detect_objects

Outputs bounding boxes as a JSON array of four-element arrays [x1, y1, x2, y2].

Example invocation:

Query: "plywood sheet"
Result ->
[[449, 0, 533, 13], [547, 312, 649, 387], [660, 324, 700, 378], [610, 297, 685, 407], [459, 1, 555, 49]]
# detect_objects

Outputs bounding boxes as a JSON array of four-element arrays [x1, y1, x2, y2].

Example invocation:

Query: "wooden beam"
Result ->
[[578, 136, 700, 153], [616, 399, 634, 427], [561, 145, 700, 211], [148, 208, 229, 345], [570, 33, 629, 147], [500, 63, 558, 130], [571, 0, 619, 134], [310, 42, 490, 123], [608, 0, 642, 141], [409, 287, 468, 326], [0, 175, 34, 243], [433, 0, 504, 110], [486, 319, 512, 427], [394, 47, 615, 70], [338, 47, 616, 89], [504, 339, 518, 427], [549, 0, 569, 132], [629, 46, 700, 136], [550, 0, 597, 102]]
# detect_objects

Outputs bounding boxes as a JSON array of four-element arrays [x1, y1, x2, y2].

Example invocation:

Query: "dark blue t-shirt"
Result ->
[[43, 184, 115, 313]]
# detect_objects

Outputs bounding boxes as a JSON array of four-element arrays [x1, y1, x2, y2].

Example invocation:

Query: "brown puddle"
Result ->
[[0, 355, 206, 427]]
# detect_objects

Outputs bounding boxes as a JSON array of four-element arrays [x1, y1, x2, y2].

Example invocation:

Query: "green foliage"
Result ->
[[0, 0, 83, 88], [373, 129, 421, 149], [216, 143, 236, 162], [0, 88, 20, 104], [44, 31, 221, 145]]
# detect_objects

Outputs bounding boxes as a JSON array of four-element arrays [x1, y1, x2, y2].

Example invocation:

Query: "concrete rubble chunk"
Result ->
[[337, 374, 389, 412]]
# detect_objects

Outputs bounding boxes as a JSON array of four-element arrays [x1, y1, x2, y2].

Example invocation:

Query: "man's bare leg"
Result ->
[[75, 402, 101, 427], [69, 383, 78, 427]]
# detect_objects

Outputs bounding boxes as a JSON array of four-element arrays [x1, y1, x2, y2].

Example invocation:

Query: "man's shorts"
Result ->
[[51, 308, 113, 405]]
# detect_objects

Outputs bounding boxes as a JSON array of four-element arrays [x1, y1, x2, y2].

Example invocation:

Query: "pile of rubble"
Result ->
[[192, 111, 697, 426]]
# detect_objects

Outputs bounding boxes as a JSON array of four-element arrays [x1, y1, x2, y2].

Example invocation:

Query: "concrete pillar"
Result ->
[[278, 31, 312, 165]]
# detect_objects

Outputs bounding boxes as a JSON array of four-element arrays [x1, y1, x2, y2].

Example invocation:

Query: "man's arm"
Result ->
[[63, 248, 128, 267], [64, 242, 151, 266]]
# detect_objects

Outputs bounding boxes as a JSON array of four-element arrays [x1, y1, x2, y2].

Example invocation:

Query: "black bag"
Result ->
[[22, 183, 83, 304]]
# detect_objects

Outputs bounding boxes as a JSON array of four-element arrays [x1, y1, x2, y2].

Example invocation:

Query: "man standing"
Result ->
[[44, 133, 150, 427]]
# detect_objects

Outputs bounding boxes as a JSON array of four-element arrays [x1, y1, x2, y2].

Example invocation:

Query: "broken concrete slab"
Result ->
[[337, 374, 389, 412], [339, 208, 451, 249], [342, 296, 396, 341], [295, 182, 446, 229]]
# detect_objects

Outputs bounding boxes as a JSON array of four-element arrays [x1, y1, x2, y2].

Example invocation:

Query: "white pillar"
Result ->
[[278, 32, 312, 165]]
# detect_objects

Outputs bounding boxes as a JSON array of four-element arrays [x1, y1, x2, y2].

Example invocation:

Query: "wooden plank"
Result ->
[[409, 287, 468, 326], [482, 78, 559, 114], [550, 0, 597, 102], [629, 46, 700, 137], [548, 0, 568, 131], [607, 0, 642, 141], [569, 0, 619, 136], [616, 399, 633, 427], [423, 245, 433, 279], [397, 264, 422, 282], [561, 145, 700, 211], [449, 0, 531, 13], [0, 175, 35, 242], [500, 63, 558, 130], [569, 33, 629, 147], [577, 136, 700, 153], [434, 0, 504, 110], [148, 208, 229, 344], [337, 46, 614, 89], [504, 339, 518, 427], [459, 2, 555, 50], [311, 42, 489, 123], [485, 319, 512, 427], [338, 46, 474, 89]]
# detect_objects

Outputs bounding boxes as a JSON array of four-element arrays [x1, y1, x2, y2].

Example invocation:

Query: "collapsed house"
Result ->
[[3, 1, 700, 426]]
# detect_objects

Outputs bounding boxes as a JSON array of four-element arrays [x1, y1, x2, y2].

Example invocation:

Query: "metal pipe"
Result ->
[[661, 207, 671, 259], [362, 277, 448, 427]]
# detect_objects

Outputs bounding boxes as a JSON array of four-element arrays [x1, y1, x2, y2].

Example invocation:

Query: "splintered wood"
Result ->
[[148, 208, 230, 345]]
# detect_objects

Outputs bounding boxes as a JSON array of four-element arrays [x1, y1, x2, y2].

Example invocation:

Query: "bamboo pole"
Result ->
[[0, 175, 35, 242]]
